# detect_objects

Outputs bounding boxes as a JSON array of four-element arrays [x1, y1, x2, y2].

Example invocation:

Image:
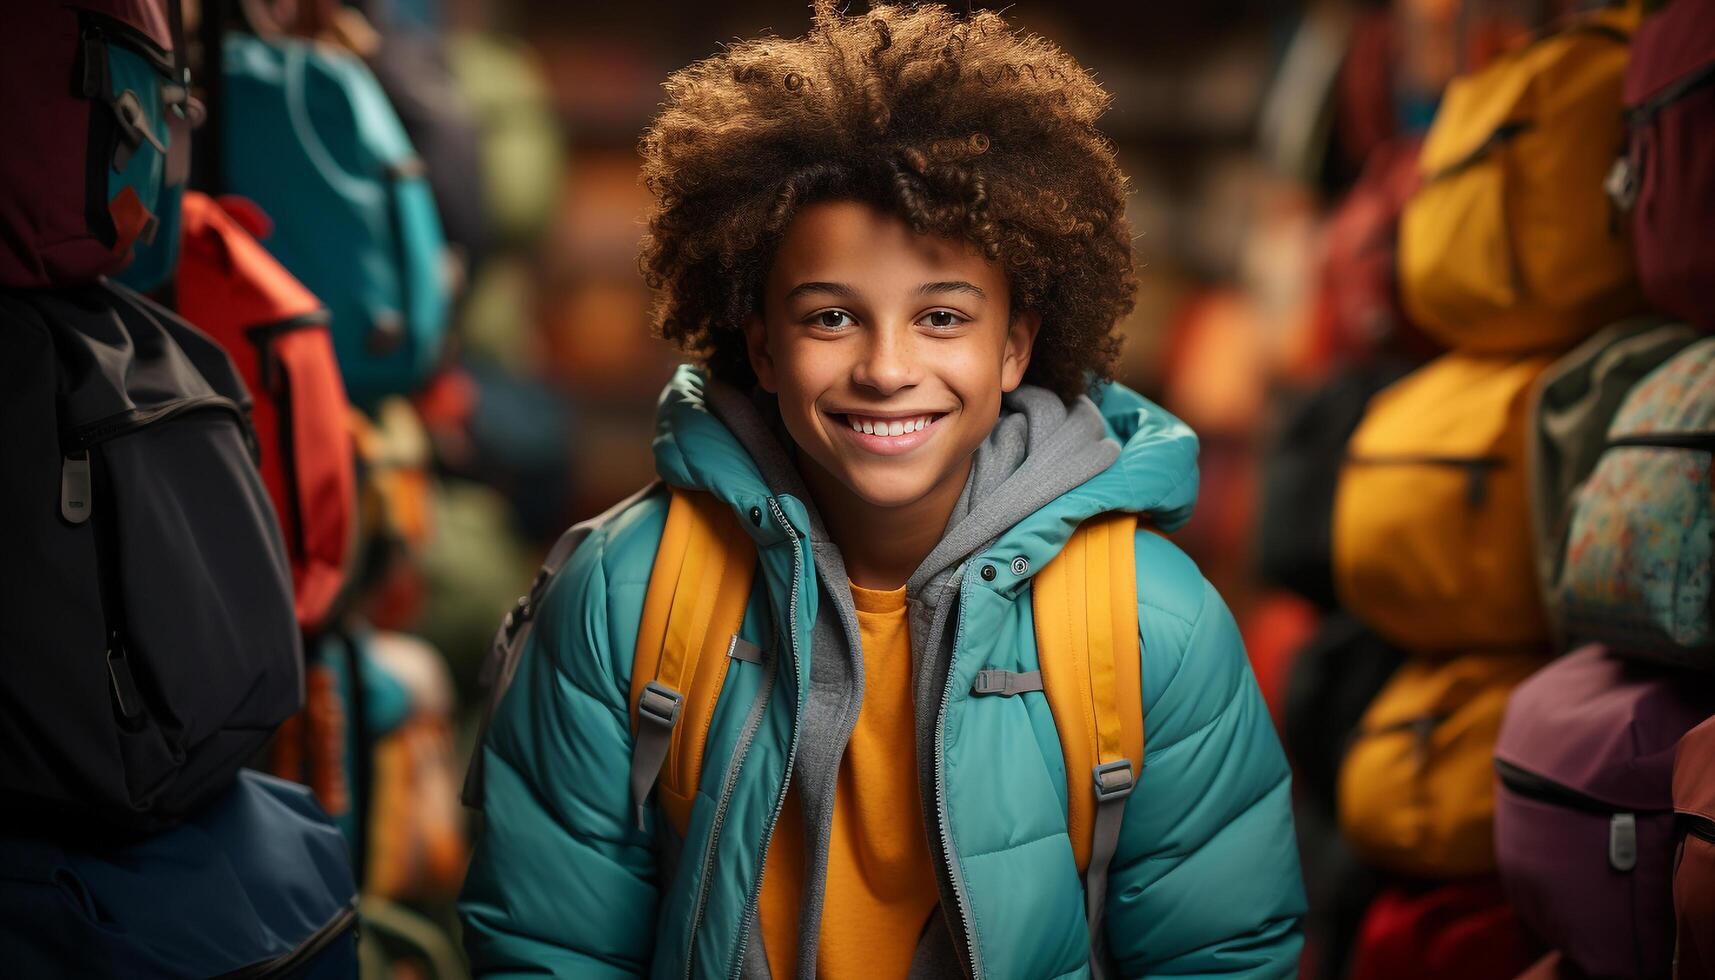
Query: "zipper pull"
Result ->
[[1465, 464, 1490, 509], [107, 638, 147, 730], [1608, 812, 1638, 872], [1410, 715, 1439, 769], [61, 452, 93, 524]]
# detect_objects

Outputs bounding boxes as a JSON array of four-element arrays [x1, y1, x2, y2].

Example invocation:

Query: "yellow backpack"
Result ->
[[1399, 6, 1643, 353], [1338, 650, 1545, 878], [1334, 351, 1557, 653], [626, 488, 1144, 942]]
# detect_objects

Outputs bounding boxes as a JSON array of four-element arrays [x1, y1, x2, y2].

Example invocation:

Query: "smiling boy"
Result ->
[[459, 5, 1305, 978]]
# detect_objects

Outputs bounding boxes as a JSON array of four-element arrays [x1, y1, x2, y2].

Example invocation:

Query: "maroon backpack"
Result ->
[[1493, 645, 1715, 980], [1615, 0, 1715, 330], [1677, 715, 1715, 980], [0, 0, 184, 288]]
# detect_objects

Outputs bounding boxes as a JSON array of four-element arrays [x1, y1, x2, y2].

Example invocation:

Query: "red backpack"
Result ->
[[1677, 716, 1715, 980], [172, 192, 356, 630], [1349, 878, 1539, 980]]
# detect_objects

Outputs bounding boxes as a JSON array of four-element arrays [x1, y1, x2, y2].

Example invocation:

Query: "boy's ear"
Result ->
[[743, 314, 778, 393], [1000, 310, 1041, 393]]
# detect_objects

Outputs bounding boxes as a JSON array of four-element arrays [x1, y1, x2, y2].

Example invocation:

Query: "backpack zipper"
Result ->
[[1604, 431, 1715, 453], [1687, 814, 1715, 845], [1628, 60, 1715, 126], [61, 396, 254, 733], [1493, 758, 1654, 815], [212, 903, 358, 980], [70, 394, 253, 453], [1343, 453, 1506, 507], [248, 315, 332, 564], [1496, 758, 1658, 872]]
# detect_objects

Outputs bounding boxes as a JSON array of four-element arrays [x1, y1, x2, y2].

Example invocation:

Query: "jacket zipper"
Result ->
[[931, 572, 982, 978], [689, 497, 801, 980], [212, 903, 358, 980], [1343, 453, 1506, 508]]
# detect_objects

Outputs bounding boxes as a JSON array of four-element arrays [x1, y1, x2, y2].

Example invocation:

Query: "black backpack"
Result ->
[[1256, 359, 1412, 609], [0, 281, 302, 835]]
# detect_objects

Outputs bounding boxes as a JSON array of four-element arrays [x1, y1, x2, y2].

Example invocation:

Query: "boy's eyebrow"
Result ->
[[917, 280, 986, 299], [785, 281, 859, 301]]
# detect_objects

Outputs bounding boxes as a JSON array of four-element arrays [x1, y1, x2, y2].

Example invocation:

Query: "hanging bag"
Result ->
[[1613, 0, 1715, 330], [0, 281, 302, 834], [0, 770, 358, 978], [1527, 318, 1698, 642], [1493, 644, 1715, 980], [1337, 650, 1545, 878], [211, 25, 449, 408], [1674, 715, 1715, 980], [1554, 338, 1715, 667], [172, 190, 357, 630], [1334, 351, 1555, 653], [1398, 6, 1642, 353], [0, 0, 189, 288]]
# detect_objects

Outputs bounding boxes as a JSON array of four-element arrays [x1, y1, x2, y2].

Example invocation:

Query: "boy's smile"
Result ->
[[744, 199, 1039, 585]]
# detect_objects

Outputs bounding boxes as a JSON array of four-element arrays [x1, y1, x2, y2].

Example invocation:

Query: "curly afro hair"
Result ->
[[639, 1, 1136, 402]]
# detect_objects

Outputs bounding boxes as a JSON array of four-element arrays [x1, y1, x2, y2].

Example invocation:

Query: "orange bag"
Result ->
[[1338, 650, 1545, 878], [1334, 351, 1555, 653], [173, 192, 356, 630]]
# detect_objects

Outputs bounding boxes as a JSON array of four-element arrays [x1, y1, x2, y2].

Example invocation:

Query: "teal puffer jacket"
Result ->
[[460, 369, 1306, 978]]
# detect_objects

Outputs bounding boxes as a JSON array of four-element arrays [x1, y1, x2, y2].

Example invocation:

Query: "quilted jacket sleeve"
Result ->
[[1104, 535, 1306, 978], [458, 512, 663, 978]]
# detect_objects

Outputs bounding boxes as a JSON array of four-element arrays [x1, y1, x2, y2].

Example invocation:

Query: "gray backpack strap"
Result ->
[[1086, 761, 1136, 979], [461, 481, 663, 808]]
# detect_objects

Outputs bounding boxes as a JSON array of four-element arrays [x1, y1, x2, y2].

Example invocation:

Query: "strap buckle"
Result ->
[[638, 681, 684, 729], [970, 669, 1043, 697], [1092, 760, 1135, 803]]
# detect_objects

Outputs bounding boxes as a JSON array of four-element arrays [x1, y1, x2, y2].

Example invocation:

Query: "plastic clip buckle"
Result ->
[[1092, 759, 1135, 802]]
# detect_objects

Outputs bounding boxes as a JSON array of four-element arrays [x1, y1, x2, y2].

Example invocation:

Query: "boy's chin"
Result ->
[[829, 465, 947, 512]]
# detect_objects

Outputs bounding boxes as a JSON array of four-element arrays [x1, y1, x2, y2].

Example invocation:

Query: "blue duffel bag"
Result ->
[[0, 770, 360, 978]]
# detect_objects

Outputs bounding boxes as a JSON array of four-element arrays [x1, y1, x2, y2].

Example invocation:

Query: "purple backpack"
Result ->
[[1494, 644, 1715, 980]]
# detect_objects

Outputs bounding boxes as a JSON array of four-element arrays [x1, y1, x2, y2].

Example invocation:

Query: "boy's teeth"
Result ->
[[846, 414, 933, 436]]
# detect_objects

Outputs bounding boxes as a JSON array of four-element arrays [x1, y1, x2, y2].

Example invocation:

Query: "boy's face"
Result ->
[[744, 199, 1039, 512]]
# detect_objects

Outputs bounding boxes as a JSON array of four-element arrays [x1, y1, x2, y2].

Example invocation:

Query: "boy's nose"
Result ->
[[851, 327, 920, 395]]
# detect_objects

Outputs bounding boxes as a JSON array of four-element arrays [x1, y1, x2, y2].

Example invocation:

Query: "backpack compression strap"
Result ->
[[628, 489, 758, 833], [1031, 512, 1144, 978]]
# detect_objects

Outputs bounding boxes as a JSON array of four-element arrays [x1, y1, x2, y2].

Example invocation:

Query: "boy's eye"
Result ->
[[921, 310, 965, 329], [814, 310, 855, 330]]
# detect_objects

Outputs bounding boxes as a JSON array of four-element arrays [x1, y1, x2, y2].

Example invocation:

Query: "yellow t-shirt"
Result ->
[[757, 581, 941, 978]]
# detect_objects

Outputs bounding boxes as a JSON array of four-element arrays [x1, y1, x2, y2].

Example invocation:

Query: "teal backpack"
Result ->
[[215, 31, 450, 410]]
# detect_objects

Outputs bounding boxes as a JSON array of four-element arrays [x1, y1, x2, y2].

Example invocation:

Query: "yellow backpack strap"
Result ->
[[628, 488, 758, 834], [1031, 512, 1143, 975]]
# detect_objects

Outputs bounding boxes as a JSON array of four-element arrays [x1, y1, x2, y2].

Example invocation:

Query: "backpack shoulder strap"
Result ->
[[627, 487, 758, 835], [1031, 512, 1143, 977]]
